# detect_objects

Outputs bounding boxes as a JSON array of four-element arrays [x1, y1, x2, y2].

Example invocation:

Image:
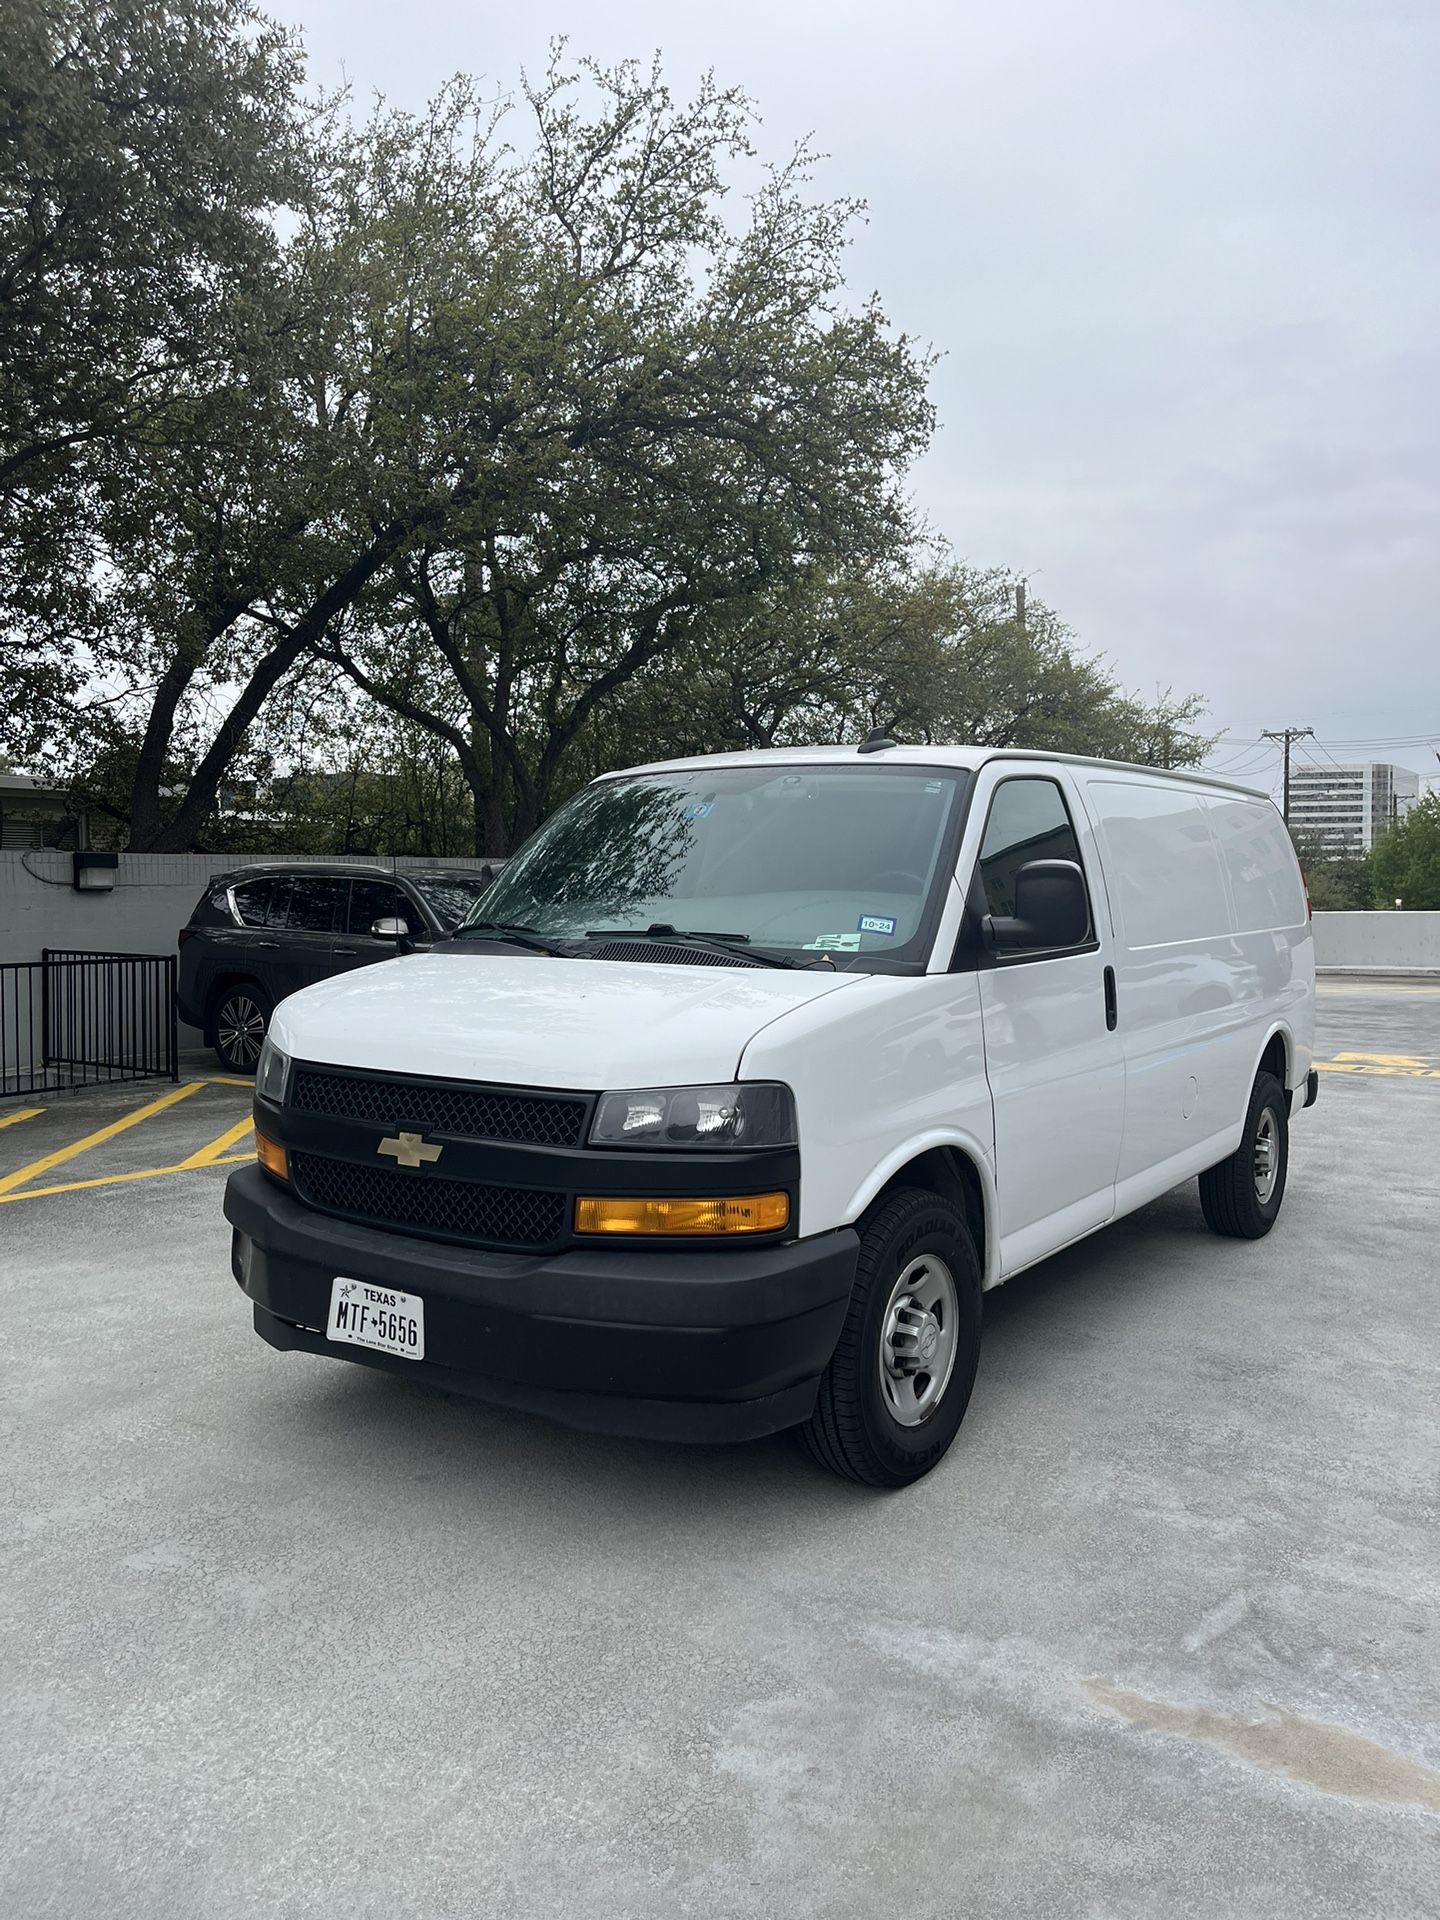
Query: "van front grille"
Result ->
[[290, 1069, 587, 1147], [290, 1152, 565, 1249]]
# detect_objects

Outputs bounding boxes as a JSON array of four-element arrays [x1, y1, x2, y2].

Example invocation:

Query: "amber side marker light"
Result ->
[[575, 1193, 789, 1237], [255, 1127, 289, 1182]]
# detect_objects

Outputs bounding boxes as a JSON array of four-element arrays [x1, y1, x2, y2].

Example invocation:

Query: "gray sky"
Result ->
[[274, 0, 1440, 795]]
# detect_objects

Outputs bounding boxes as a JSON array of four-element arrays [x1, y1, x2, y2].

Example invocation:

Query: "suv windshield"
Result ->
[[460, 764, 969, 963], [409, 876, 492, 930]]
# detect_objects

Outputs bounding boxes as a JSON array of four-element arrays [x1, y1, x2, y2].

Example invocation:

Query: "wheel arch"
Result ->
[[847, 1132, 997, 1289], [1252, 1022, 1292, 1094]]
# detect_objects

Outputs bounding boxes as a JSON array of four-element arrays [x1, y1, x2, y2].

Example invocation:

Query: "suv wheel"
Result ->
[[797, 1188, 983, 1488], [212, 983, 272, 1074]]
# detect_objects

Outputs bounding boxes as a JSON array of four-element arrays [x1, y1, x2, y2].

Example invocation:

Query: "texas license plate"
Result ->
[[326, 1277, 424, 1360]]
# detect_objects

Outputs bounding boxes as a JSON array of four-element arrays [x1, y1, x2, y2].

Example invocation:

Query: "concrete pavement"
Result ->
[[2, 981, 1437, 1917]]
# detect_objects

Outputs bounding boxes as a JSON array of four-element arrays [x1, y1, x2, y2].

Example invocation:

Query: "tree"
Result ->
[[1369, 794, 1440, 910], [318, 53, 936, 851], [0, 0, 304, 757], [1288, 829, 1372, 911]]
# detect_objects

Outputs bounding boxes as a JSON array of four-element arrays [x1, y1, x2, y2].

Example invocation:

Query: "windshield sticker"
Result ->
[[857, 914, 897, 937], [682, 801, 714, 822], [803, 932, 863, 951]]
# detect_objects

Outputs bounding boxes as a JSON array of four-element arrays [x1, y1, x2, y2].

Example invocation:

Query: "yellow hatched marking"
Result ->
[[0, 1151, 252, 1205], [0, 1080, 205, 1195], [206, 1076, 257, 1089], [1332, 1051, 1430, 1068], [179, 1115, 254, 1168], [0, 1106, 45, 1131]]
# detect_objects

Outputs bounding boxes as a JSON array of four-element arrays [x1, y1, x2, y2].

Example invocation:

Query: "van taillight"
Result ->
[[1297, 860, 1312, 920]]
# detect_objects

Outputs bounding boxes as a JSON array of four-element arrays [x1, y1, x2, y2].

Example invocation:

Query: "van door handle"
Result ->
[[1103, 965, 1118, 1031]]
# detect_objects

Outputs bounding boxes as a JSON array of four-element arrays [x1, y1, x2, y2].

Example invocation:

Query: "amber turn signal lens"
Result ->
[[575, 1193, 789, 1236], [255, 1127, 288, 1182]]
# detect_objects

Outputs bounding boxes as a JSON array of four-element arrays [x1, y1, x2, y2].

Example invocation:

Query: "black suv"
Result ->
[[177, 863, 496, 1072]]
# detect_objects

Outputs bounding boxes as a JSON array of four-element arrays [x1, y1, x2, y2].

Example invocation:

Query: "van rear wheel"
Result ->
[[797, 1189, 982, 1488], [1199, 1071, 1289, 1239]]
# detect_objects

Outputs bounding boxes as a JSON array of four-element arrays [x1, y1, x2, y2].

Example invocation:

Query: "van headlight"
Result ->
[[589, 1083, 796, 1149], [255, 1036, 291, 1105]]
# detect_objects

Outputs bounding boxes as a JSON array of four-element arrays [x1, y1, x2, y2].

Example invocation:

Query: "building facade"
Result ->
[[1287, 762, 1420, 854]]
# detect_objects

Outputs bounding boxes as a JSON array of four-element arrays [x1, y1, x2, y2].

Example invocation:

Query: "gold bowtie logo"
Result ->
[[377, 1131, 443, 1169]]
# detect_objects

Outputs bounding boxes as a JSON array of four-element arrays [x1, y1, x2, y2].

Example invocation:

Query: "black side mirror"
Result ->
[[985, 860, 1090, 953]]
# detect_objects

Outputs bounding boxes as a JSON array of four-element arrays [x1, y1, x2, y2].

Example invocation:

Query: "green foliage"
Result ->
[[1369, 794, 1440, 910], [1287, 829, 1373, 911]]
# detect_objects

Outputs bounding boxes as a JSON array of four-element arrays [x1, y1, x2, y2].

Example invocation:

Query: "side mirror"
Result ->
[[371, 915, 411, 942], [985, 860, 1090, 953]]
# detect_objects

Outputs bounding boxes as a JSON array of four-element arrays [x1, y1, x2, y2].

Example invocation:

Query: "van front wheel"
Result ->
[[798, 1189, 982, 1488], [1199, 1071, 1289, 1239]]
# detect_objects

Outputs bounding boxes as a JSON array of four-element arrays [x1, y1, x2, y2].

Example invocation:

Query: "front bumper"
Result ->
[[223, 1165, 858, 1442]]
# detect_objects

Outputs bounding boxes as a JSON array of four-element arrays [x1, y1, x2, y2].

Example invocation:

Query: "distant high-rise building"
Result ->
[[1287, 762, 1421, 854]]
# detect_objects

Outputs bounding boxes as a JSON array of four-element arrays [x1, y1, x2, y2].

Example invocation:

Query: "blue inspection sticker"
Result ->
[[857, 914, 897, 937], [683, 801, 715, 822]]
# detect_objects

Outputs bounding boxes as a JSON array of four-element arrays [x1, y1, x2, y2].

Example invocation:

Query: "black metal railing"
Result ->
[[1, 950, 178, 1097]]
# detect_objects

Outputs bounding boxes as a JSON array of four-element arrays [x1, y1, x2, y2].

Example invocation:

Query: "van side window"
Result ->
[[977, 779, 1092, 931]]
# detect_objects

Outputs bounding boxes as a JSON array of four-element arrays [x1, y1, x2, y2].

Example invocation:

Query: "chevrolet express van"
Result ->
[[224, 744, 1317, 1486]]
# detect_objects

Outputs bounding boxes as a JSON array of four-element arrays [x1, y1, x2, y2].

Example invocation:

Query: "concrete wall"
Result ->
[[1312, 910, 1440, 975], [0, 852, 501, 1047]]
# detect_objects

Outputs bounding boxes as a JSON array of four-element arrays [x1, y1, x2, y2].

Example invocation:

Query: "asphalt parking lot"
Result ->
[[2, 983, 1437, 1919]]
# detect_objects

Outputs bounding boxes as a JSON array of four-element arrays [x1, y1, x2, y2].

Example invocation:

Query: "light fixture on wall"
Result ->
[[73, 851, 119, 892]]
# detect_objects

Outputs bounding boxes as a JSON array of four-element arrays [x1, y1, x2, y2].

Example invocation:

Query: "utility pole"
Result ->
[[1261, 727, 1314, 823]]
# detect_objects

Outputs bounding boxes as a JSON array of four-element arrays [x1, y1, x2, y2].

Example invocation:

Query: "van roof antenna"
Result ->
[[858, 727, 898, 755]]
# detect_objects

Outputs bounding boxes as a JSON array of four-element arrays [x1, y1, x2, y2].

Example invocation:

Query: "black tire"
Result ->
[[798, 1188, 982, 1488], [1199, 1071, 1289, 1239], [211, 981, 272, 1075]]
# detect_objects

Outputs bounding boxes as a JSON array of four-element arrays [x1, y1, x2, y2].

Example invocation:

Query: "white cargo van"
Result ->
[[225, 744, 1317, 1486]]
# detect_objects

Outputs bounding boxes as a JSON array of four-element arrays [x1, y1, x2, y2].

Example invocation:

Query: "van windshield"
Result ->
[[460, 764, 968, 963]]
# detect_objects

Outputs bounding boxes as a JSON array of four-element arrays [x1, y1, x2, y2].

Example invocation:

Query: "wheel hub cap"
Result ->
[[878, 1254, 960, 1428], [1253, 1108, 1279, 1203]]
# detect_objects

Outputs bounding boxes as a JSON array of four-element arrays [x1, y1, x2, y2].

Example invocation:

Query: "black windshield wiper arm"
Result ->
[[583, 924, 825, 971], [456, 920, 571, 957]]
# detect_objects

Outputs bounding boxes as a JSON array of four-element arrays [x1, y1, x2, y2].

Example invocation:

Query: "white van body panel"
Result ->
[[737, 971, 994, 1253], [266, 950, 865, 1091], [1076, 776, 1314, 1209]]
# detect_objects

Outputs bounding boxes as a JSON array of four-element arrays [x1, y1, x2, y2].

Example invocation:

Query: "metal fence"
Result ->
[[0, 950, 178, 1097]]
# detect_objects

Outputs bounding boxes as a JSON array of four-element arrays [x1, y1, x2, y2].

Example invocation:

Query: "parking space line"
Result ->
[[0, 1151, 253, 1206], [179, 1115, 255, 1168], [206, 1076, 257, 1089], [0, 1080, 206, 1196], [0, 1106, 45, 1131]]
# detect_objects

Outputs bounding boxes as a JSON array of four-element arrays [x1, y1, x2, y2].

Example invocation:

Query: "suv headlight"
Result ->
[[589, 1083, 796, 1149], [255, 1036, 291, 1105]]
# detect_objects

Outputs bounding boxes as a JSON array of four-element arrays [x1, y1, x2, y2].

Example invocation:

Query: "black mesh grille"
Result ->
[[290, 1069, 586, 1147], [584, 940, 764, 968], [290, 1152, 565, 1248]]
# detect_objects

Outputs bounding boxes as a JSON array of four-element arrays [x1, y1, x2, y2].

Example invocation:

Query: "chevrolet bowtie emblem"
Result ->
[[377, 1131, 443, 1169]]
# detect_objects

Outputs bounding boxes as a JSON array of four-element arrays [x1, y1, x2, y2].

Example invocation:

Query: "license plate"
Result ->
[[326, 1277, 424, 1360]]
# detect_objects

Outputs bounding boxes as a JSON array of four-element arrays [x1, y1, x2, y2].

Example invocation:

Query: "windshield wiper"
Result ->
[[583, 924, 827, 971], [455, 920, 572, 957]]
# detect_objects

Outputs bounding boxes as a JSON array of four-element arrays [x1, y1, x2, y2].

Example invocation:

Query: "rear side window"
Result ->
[[230, 879, 272, 927], [978, 778, 1091, 927], [1087, 780, 1231, 947], [285, 877, 344, 933], [347, 880, 414, 936], [1206, 797, 1307, 932]]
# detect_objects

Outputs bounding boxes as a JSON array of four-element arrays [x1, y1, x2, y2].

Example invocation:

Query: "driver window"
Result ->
[[977, 778, 1091, 922]]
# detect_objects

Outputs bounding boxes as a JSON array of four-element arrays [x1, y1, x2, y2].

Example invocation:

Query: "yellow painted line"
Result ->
[[1332, 1051, 1430, 1068], [205, 1076, 257, 1089], [1315, 1060, 1440, 1079], [0, 1151, 253, 1205], [0, 1106, 45, 1130], [0, 1080, 205, 1196], [179, 1115, 254, 1168]]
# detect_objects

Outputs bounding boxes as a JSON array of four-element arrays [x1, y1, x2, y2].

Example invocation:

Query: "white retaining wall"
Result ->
[[1311, 910, 1440, 975]]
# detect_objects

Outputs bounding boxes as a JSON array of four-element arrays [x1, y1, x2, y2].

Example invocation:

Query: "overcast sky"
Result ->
[[273, 0, 1439, 795]]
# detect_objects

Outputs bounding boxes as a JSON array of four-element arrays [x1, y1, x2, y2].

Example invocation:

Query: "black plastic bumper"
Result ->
[[223, 1165, 858, 1442]]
